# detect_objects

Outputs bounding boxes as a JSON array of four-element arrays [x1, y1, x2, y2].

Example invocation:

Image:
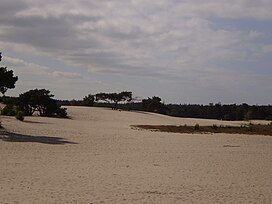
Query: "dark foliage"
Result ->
[[0, 96, 19, 105], [0, 67, 18, 95], [15, 111, 24, 121], [56, 99, 82, 106], [1, 104, 17, 116], [18, 89, 67, 118], [194, 124, 200, 130], [0, 53, 18, 96], [95, 91, 132, 109], [142, 96, 169, 114], [42, 94, 272, 121], [81, 94, 95, 106], [167, 103, 272, 121]]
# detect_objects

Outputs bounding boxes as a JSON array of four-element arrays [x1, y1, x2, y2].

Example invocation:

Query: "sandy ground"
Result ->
[[0, 106, 271, 203]]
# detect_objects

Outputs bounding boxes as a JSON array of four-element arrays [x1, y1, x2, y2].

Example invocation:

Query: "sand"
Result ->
[[0, 106, 271, 203]]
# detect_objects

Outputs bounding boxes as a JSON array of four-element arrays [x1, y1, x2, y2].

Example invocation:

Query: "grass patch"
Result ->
[[132, 123, 272, 136]]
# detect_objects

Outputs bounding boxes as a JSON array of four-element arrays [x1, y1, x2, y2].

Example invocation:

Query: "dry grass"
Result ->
[[133, 123, 272, 136]]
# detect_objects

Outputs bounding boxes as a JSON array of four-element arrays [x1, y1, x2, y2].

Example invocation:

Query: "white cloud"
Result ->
[[52, 71, 82, 79], [3, 56, 82, 79]]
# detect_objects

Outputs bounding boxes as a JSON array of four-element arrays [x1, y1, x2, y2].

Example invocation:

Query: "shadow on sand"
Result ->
[[130, 110, 154, 115], [0, 130, 77, 145], [23, 120, 48, 124]]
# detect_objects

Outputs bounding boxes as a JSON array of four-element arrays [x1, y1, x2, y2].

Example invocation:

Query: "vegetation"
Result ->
[[18, 89, 67, 118], [1, 104, 24, 121], [57, 91, 133, 110], [0, 96, 18, 106], [0, 53, 18, 96], [142, 96, 169, 114], [56, 95, 272, 121], [194, 124, 200, 130], [0, 52, 271, 122], [0, 52, 68, 120], [15, 111, 24, 121], [81, 94, 95, 106], [95, 91, 132, 109], [133, 123, 272, 136], [167, 103, 272, 121], [1, 104, 17, 116]]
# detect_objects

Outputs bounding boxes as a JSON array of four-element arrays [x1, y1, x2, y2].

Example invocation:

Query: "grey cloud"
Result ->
[[0, 0, 27, 17], [0, 0, 271, 103]]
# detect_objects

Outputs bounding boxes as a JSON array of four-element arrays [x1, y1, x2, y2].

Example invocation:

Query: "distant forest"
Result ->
[[55, 97, 272, 121], [1, 94, 272, 121]]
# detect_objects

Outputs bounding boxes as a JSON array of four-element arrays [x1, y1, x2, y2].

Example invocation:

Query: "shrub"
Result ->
[[212, 124, 218, 129], [56, 107, 68, 118], [15, 111, 24, 121], [18, 89, 68, 118], [194, 123, 200, 130], [1, 104, 17, 116]]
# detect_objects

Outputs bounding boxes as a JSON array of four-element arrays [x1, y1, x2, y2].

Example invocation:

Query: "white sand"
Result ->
[[0, 106, 271, 203]]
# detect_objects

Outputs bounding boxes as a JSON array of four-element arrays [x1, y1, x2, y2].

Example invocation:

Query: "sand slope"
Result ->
[[0, 106, 271, 203]]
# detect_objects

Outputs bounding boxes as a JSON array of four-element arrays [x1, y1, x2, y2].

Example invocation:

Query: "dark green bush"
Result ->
[[18, 89, 68, 118], [194, 123, 200, 130], [15, 111, 24, 121], [56, 107, 68, 118]]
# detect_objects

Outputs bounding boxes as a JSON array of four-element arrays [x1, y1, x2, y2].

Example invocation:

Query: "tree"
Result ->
[[142, 96, 168, 114], [0, 53, 18, 96], [82, 94, 95, 106], [18, 89, 67, 117], [95, 92, 111, 103], [95, 91, 132, 109], [110, 91, 132, 109]]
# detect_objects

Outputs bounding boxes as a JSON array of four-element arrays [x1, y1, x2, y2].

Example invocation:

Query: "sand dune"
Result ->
[[0, 106, 271, 203]]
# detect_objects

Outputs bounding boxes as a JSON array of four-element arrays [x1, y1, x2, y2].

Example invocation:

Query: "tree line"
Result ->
[[1, 52, 271, 121], [167, 103, 272, 121], [58, 94, 272, 121]]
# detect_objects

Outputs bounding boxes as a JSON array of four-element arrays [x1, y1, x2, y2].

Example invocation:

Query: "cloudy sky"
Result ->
[[0, 0, 272, 104]]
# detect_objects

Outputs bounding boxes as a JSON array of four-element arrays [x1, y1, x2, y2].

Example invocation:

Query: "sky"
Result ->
[[0, 0, 272, 104]]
